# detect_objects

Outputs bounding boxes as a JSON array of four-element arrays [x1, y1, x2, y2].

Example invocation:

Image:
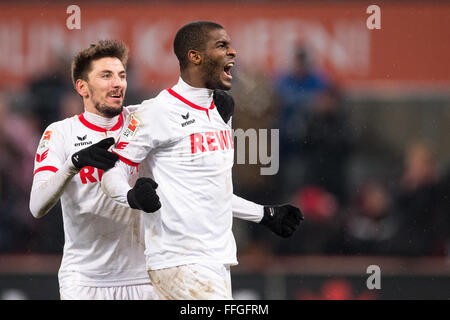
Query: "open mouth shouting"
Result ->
[[223, 62, 234, 81]]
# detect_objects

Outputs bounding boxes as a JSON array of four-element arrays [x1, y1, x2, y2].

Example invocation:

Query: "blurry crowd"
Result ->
[[0, 48, 448, 258], [232, 47, 450, 258]]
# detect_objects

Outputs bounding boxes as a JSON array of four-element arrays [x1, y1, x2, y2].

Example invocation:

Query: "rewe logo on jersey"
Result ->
[[181, 112, 196, 127], [190, 130, 233, 154], [79, 166, 104, 184], [36, 149, 49, 163]]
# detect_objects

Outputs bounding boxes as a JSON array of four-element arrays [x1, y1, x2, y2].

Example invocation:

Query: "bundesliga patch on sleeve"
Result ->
[[38, 130, 52, 149], [122, 114, 141, 139]]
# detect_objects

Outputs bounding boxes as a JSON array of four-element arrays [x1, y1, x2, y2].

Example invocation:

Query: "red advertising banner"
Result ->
[[0, 1, 449, 90]]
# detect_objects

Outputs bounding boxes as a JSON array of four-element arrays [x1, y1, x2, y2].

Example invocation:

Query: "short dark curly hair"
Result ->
[[71, 39, 129, 87], [173, 21, 224, 70]]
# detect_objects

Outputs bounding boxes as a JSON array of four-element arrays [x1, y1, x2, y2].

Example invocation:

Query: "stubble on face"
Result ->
[[202, 54, 230, 91], [82, 57, 127, 118], [200, 29, 235, 91], [88, 83, 124, 117]]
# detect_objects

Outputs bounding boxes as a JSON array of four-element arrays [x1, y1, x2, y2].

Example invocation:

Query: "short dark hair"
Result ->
[[173, 21, 224, 70], [71, 39, 129, 87]]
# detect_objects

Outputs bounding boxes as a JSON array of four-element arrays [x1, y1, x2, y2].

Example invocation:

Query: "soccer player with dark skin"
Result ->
[[102, 22, 304, 299]]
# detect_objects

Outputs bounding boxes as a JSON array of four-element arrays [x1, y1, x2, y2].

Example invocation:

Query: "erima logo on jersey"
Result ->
[[74, 134, 92, 147], [181, 112, 196, 127], [74, 140, 93, 147], [190, 130, 233, 154]]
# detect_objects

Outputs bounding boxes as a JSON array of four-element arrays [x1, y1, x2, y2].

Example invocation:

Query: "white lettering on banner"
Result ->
[[133, 21, 178, 74], [229, 19, 370, 75], [0, 20, 122, 76], [0, 21, 22, 73], [0, 18, 369, 81], [231, 19, 271, 71]]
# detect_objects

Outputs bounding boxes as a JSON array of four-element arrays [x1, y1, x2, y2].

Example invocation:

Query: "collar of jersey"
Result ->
[[167, 88, 215, 120], [78, 112, 123, 132]]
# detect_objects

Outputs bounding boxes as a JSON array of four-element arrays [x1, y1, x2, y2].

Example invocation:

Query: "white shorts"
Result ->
[[60, 283, 159, 300], [148, 263, 233, 300]]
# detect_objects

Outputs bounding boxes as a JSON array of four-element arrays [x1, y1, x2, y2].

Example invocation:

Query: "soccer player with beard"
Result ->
[[101, 22, 304, 300], [29, 40, 159, 300]]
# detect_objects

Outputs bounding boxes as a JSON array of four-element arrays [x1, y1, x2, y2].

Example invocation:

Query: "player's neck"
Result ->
[[180, 70, 214, 91], [175, 77, 213, 107], [178, 76, 212, 94], [83, 110, 120, 130]]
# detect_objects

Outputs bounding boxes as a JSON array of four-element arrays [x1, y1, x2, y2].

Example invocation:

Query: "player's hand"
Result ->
[[71, 137, 119, 171], [213, 89, 234, 123], [127, 177, 161, 213], [260, 204, 304, 238]]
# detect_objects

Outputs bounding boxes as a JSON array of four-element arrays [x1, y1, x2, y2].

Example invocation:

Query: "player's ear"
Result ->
[[75, 79, 89, 98], [188, 50, 202, 66]]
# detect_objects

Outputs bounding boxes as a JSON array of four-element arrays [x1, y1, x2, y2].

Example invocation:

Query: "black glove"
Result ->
[[127, 177, 161, 213], [71, 137, 119, 171], [260, 204, 304, 238], [213, 89, 234, 123]]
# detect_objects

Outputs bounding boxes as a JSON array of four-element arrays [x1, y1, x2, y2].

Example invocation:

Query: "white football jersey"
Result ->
[[32, 109, 149, 287], [111, 78, 238, 270]]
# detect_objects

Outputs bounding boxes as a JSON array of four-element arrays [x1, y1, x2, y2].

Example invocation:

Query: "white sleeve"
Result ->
[[232, 194, 264, 223], [30, 124, 78, 218], [100, 160, 134, 207], [30, 158, 78, 218]]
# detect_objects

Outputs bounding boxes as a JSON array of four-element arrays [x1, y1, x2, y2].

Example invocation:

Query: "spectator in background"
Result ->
[[274, 46, 330, 198], [28, 53, 72, 132], [395, 142, 441, 256], [436, 168, 450, 256], [299, 85, 354, 205], [0, 93, 63, 252], [332, 180, 401, 255], [59, 92, 83, 120], [274, 185, 340, 255]]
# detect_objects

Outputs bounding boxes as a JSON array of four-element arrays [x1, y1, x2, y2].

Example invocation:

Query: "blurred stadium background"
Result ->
[[0, 0, 449, 299]]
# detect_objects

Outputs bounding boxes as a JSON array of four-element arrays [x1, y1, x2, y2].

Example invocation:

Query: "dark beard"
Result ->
[[202, 55, 230, 90], [94, 103, 123, 118]]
